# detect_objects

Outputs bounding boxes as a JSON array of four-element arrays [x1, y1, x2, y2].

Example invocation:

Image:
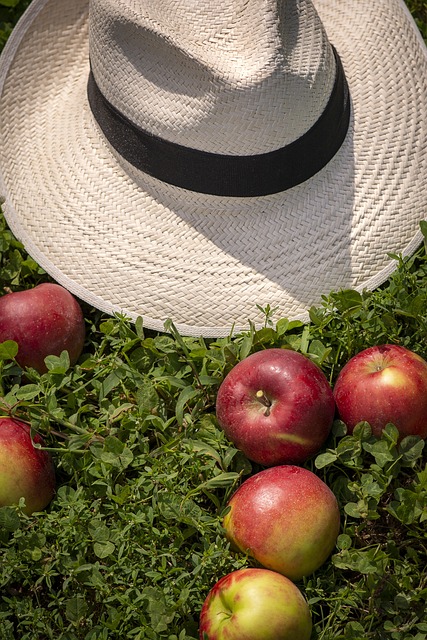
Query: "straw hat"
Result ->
[[0, 0, 426, 337]]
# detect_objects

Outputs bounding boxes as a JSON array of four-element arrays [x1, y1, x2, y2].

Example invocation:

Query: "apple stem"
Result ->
[[256, 390, 271, 416]]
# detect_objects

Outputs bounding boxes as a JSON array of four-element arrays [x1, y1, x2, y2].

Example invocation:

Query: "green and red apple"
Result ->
[[199, 568, 312, 640], [223, 465, 340, 581], [333, 344, 427, 438], [216, 348, 335, 466], [0, 417, 56, 514], [0, 282, 85, 373]]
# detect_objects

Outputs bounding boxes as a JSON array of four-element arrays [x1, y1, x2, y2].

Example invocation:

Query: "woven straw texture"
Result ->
[[0, 0, 426, 337]]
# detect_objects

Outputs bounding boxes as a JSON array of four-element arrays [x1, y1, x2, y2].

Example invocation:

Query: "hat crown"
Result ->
[[89, 0, 336, 154]]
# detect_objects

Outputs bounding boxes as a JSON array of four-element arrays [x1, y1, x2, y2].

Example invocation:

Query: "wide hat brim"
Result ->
[[0, 0, 426, 337]]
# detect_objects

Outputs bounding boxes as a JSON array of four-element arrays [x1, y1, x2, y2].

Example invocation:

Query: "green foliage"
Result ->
[[308, 423, 426, 640], [0, 318, 245, 638], [407, 0, 427, 43], [0, 0, 31, 50], [0, 2, 426, 638]]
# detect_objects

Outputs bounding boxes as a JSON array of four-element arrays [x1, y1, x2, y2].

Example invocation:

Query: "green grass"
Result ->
[[0, 2, 426, 639]]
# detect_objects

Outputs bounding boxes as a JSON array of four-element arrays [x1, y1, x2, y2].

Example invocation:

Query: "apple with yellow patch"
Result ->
[[333, 344, 427, 439], [216, 348, 335, 466], [199, 568, 312, 640], [222, 465, 340, 581], [0, 417, 56, 514]]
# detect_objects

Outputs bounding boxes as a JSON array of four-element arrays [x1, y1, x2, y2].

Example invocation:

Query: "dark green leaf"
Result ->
[[0, 506, 21, 531], [65, 597, 89, 623]]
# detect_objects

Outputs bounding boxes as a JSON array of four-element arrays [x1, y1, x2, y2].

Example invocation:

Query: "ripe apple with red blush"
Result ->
[[199, 568, 312, 640], [216, 348, 335, 466], [333, 344, 427, 439], [0, 282, 85, 373], [222, 465, 340, 581], [0, 417, 56, 514]]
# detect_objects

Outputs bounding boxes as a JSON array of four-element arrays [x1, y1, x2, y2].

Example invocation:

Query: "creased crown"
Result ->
[[89, 0, 337, 155]]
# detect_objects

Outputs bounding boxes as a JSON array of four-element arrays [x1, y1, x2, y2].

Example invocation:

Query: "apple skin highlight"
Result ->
[[333, 344, 427, 438], [216, 348, 335, 466], [222, 465, 340, 581], [199, 568, 312, 640]]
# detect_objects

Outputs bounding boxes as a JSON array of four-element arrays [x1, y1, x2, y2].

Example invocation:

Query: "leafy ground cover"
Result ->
[[0, 1, 426, 639]]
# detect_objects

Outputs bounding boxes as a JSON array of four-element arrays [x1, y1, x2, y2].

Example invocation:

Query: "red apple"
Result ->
[[0, 283, 85, 373], [333, 344, 427, 439], [223, 465, 340, 581], [0, 417, 56, 514], [216, 348, 335, 466], [199, 568, 312, 640]]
